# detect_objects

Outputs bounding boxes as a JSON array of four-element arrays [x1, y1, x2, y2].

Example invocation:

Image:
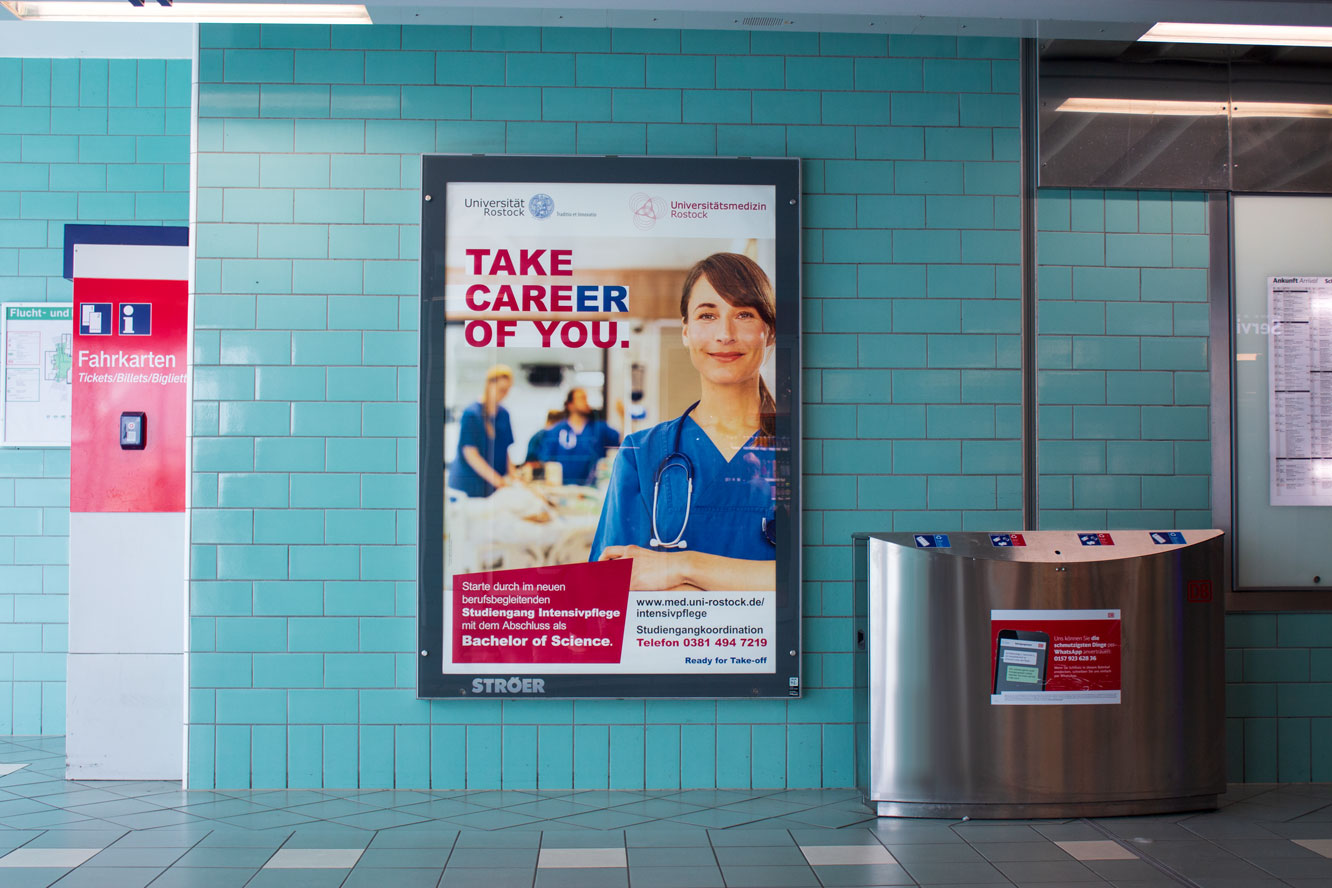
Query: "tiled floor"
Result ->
[[3, 738, 1332, 887]]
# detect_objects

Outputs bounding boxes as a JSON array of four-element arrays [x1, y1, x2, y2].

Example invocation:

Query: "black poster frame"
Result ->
[[418, 155, 801, 698]]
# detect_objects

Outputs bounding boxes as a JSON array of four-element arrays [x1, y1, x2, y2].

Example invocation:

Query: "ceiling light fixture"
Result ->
[[1141, 22, 1332, 47], [1, 0, 371, 23], [1056, 98, 1332, 119]]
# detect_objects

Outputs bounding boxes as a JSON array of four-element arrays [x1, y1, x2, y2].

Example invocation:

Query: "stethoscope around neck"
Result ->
[[649, 401, 777, 551]]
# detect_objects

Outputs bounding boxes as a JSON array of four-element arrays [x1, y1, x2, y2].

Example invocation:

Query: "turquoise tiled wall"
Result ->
[[189, 23, 1022, 789], [0, 57, 190, 734], [1036, 189, 1211, 531], [1225, 612, 1332, 782]]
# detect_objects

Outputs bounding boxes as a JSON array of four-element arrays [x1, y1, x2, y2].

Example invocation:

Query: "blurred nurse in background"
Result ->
[[447, 365, 515, 498]]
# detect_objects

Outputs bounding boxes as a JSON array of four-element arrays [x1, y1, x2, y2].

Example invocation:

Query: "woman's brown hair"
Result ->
[[679, 252, 776, 437]]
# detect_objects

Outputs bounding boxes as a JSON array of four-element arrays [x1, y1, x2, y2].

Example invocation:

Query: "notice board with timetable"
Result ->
[[1, 302, 73, 447], [1233, 196, 1332, 590]]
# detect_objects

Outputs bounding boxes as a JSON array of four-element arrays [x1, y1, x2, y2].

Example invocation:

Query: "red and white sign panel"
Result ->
[[71, 244, 188, 513], [990, 609, 1121, 705]]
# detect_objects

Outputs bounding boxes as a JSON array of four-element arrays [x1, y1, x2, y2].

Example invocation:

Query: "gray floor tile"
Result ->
[[1184, 879, 1288, 888], [707, 827, 796, 846], [368, 826, 459, 848], [538, 847, 626, 868], [174, 846, 277, 868], [24, 829, 124, 848], [0, 869, 70, 888], [714, 844, 807, 865], [108, 827, 212, 847], [791, 827, 881, 845], [444, 809, 544, 830], [546, 809, 651, 830], [898, 860, 1009, 884], [975, 841, 1073, 862], [537, 829, 625, 849], [264, 848, 364, 869], [811, 863, 916, 886], [622, 826, 712, 847], [0, 846, 101, 867], [1031, 822, 1103, 842], [343, 867, 444, 888], [1082, 858, 1172, 880], [282, 826, 376, 849], [141, 868, 259, 888], [42, 866, 164, 888], [1229, 838, 1325, 858], [869, 822, 966, 844], [212, 810, 317, 831], [991, 859, 1101, 882], [534, 868, 628, 888], [665, 809, 762, 829], [331, 809, 430, 830], [955, 824, 1044, 843], [357, 847, 452, 868], [244, 870, 352, 888], [506, 799, 595, 818], [454, 831, 541, 848], [439, 868, 536, 888], [195, 828, 292, 849], [627, 846, 718, 867], [1249, 856, 1332, 878], [84, 845, 189, 866], [885, 842, 987, 863], [623, 865, 724, 888], [1093, 818, 1198, 841], [784, 807, 880, 829], [717, 863, 820, 887], [446, 847, 538, 868]]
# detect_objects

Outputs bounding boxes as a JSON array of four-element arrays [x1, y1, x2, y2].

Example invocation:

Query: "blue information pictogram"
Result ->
[[1078, 532, 1115, 546], [78, 302, 112, 336], [914, 533, 950, 548], [991, 534, 1011, 547], [118, 303, 151, 336], [1150, 531, 1186, 545]]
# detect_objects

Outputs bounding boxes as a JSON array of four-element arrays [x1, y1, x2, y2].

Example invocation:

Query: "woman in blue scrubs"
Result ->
[[447, 364, 515, 497], [591, 252, 777, 592], [540, 387, 622, 485]]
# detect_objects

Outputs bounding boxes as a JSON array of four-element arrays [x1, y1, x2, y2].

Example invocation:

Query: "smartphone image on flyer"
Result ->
[[992, 629, 1050, 693]]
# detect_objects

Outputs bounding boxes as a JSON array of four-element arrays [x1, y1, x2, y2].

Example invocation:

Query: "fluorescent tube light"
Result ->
[[1056, 98, 1227, 116], [1141, 22, 1332, 47], [1057, 98, 1332, 119], [1, 1, 371, 23]]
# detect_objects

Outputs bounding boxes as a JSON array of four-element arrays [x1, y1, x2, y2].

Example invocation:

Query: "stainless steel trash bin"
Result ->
[[853, 530, 1225, 819]]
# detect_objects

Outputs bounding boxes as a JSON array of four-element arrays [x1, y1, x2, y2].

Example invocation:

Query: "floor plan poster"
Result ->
[[2, 303, 74, 446], [1269, 277, 1332, 505]]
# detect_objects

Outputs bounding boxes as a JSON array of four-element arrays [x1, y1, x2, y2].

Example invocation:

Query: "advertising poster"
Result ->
[[990, 609, 1121, 705], [1, 303, 74, 447], [1268, 276, 1332, 505], [419, 156, 801, 698]]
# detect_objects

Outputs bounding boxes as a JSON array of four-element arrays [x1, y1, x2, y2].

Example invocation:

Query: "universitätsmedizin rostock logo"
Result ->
[[630, 192, 667, 230]]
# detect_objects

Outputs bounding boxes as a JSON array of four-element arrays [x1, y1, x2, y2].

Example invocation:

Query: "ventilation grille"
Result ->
[[741, 16, 786, 27]]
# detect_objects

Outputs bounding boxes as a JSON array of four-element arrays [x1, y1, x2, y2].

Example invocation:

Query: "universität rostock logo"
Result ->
[[630, 192, 667, 230], [529, 193, 555, 219]]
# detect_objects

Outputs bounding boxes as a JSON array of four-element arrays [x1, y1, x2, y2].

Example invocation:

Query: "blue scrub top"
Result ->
[[447, 402, 513, 498], [539, 419, 621, 486], [590, 413, 775, 562]]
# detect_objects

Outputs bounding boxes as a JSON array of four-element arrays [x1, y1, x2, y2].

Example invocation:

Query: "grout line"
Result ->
[[1082, 817, 1198, 887]]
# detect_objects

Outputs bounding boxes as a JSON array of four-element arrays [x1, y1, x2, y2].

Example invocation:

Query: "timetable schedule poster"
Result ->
[[417, 156, 803, 699], [1269, 276, 1332, 505]]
